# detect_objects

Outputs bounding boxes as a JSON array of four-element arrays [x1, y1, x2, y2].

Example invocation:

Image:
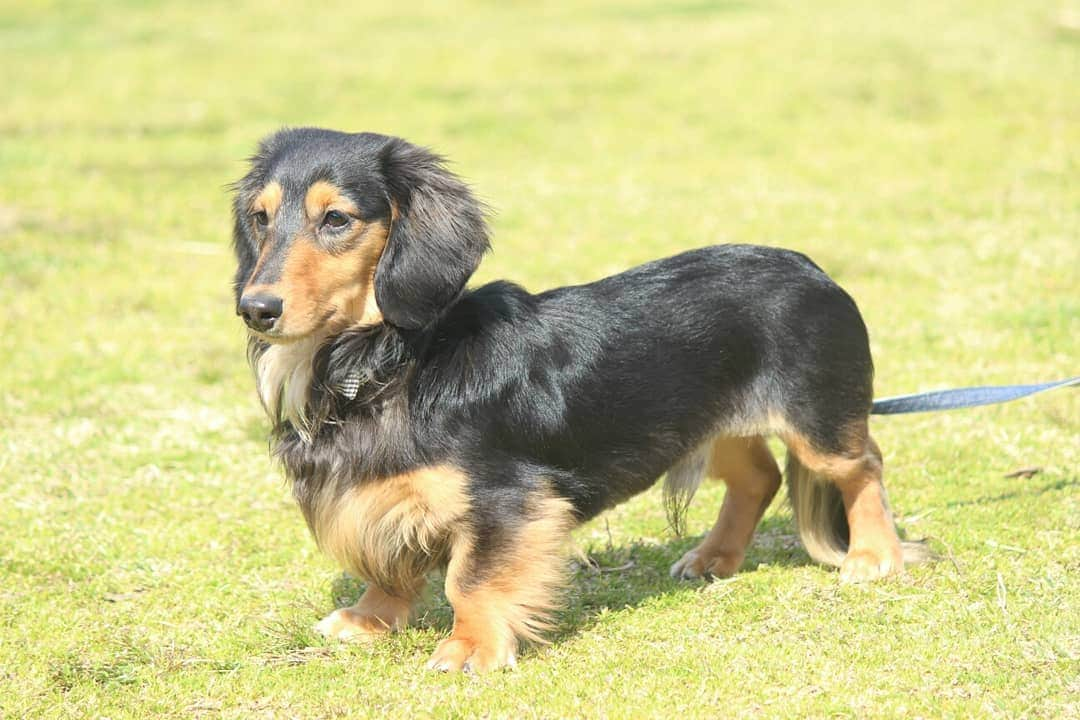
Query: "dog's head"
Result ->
[[231, 129, 489, 342]]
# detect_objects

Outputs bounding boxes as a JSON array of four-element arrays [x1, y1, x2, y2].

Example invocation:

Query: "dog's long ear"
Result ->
[[375, 139, 490, 330], [230, 132, 281, 306]]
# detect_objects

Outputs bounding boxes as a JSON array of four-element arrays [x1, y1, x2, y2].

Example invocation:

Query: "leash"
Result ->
[[871, 376, 1080, 415]]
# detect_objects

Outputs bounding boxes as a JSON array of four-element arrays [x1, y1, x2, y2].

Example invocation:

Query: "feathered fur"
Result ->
[[230, 128, 924, 672]]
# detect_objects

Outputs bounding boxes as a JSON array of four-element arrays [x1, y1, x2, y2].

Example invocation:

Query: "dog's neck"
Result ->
[[248, 323, 413, 443], [249, 334, 326, 440]]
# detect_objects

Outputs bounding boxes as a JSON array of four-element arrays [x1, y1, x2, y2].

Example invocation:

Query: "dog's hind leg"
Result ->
[[783, 421, 925, 582], [670, 435, 782, 580]]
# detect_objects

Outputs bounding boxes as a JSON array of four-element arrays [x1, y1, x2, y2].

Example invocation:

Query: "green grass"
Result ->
[[1, 0, 1077, 717]]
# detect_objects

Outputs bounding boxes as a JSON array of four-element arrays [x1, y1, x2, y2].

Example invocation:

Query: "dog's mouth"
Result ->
[[246, 326, 304, 345], [243, 307, 342, 345]]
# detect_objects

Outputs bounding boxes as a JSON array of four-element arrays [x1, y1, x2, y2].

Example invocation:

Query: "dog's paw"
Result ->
[[669, 547, 742, 580], [426, 635, 517, 674], [839, 546, 904, 583], [313, 607, 392, 642], [670, 549, 708, 579]]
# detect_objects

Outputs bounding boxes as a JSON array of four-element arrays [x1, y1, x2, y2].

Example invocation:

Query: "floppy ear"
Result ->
[[375, 139, 490, 330], [231, 199, 259, 306], [230, 132, 281, 306]]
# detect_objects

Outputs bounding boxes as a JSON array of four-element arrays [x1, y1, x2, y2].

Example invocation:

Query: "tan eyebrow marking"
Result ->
[[305, 180, 360, 221], [251, 181, 283, 217]]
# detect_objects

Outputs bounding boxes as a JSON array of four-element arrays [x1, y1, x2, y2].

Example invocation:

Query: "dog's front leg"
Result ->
[[427, 491, 575, 673], [315, 580, 423, 641]]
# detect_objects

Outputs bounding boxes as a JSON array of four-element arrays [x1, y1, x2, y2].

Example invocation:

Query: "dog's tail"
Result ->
[[663, 445, 709, 536], [785, 452, 929, 567], [785, 453, 847, 566]]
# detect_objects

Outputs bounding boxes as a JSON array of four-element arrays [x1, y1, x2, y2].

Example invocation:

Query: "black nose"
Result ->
[[238, 293, 283, 332]]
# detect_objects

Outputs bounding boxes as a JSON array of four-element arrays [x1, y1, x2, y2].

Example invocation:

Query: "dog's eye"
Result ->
[[322, 210, 350, 229], [251, 210, 269, 228]]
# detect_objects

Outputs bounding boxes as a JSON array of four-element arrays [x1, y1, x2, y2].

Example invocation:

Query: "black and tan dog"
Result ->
[[231, 128, 925, 672]]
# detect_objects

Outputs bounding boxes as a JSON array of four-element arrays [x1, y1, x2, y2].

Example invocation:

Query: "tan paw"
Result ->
[[839, 545, 904, 583], [670, 547, 743, 580], [313, 607, 392, 641], [426, 635, 517, 673]]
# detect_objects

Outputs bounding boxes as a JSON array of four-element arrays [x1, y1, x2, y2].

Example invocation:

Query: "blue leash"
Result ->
[[871, 376, 1079, 415]]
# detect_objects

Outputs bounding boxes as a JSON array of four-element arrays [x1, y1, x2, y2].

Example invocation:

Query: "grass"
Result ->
[[1, 0, 1077, 717]]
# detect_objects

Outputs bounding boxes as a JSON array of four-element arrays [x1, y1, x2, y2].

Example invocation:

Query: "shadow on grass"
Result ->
[[325, 514, 816, 648], [548, 515, 816, 645], [943, 476, 1079, 511], [318, 474, 1074, 633]]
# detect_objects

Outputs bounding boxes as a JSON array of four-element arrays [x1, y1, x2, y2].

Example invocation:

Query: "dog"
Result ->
[[231, 128, 926, 672]]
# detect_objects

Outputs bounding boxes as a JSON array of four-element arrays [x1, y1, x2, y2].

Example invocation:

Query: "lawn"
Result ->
[[1, 0, 1077, 717]]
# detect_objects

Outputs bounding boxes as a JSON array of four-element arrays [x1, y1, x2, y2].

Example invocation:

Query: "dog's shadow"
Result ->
[[943, 476, 1078, 510], [547, 514, 815, 644], [328, 515, 815, 648]]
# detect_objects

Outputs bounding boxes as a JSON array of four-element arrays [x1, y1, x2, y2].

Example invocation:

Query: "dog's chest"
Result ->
[[301, 466, 469, 591]]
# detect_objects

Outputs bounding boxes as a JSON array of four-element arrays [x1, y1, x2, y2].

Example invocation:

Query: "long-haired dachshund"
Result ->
[[231, 128, 925, 672]]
